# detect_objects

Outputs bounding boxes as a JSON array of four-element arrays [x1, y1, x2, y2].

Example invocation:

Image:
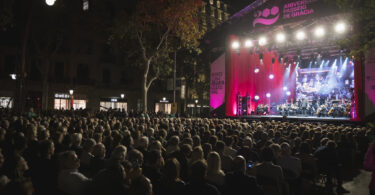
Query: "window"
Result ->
[[216, 0, 220, 8], [201, 2, 206, 13], [103, 69, 111, 84], [83, 0, 89, 11], [209, 0, 213, 5], [55, 62, 64, 82], [218, 10, 222, 21], [76, 64, 90, 84], [210, 6, 215, 17], [223, 4, 228, 12]]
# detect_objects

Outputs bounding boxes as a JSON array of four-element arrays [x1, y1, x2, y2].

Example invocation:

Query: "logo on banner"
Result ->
[[253, 6, 280, 27]]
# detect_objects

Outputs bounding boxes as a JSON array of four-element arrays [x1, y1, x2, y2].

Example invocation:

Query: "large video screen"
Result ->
[[296, 58, 354, 106]]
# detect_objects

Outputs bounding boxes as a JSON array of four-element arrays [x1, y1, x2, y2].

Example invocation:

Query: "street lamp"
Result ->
[[120, 94, 125, 99], [69, 90, 74, 110], [45, 0, 56, 6], [194, 100, 198, 117], [9, 74, 17, 80]]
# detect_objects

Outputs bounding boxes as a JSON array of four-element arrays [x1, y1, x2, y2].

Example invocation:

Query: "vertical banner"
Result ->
[[365, 48, 375, 119], [210, 54, 226, 109]]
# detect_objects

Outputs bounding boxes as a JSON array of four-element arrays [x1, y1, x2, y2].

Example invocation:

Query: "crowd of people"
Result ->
[[0, 108, 372, 195]]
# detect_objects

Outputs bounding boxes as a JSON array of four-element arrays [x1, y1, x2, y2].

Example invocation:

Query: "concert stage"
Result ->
[[235, 115, 351, 123], [208, 0, 365, 121]]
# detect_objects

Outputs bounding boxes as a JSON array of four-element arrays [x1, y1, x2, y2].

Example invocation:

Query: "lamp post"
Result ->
[[45, 0, 56, 6], [120, 94, 125, 99], [69, 89, 74, 110], [195, 99, 198, 117]]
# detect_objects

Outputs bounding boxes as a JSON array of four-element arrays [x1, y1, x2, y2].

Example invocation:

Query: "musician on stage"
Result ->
[[301, 97, 309, 116]]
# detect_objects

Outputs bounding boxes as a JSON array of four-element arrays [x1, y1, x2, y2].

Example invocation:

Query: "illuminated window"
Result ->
[[217, 10, 222, 20], [223, 4, 227, 11], [209, 0, 213, 5], [224, 13, 229, 20], [73, 100, 87, 110], [201, 2, 206, 13], [83, 0, 89, 11], [210, 6, 215, 17], [216, 0, 221, 8]]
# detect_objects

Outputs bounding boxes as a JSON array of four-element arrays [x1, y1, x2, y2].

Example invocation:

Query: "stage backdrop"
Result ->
[[225, 36, 296, 116], [210, 54, 226, 109]]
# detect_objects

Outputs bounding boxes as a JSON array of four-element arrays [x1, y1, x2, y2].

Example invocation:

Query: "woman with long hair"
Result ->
[[206, 152, 225, 186]]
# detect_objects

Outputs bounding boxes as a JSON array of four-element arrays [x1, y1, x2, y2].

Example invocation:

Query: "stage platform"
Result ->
[[235, 115, 354, 123]]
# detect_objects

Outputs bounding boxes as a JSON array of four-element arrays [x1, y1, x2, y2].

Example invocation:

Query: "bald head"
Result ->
[[232, 155, 246, 173]]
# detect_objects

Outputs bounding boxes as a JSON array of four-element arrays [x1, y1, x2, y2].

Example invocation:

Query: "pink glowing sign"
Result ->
[[210, 54, 226, 109], [253, 0, 319, 27]]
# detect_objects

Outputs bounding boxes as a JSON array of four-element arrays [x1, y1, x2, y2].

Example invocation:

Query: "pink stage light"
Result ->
[[269, 74, 274, 79], [254, 95, 260, 100], [254, 68, 260, 73], [266, 93, 271, 98], [286, 91, 291, 96]]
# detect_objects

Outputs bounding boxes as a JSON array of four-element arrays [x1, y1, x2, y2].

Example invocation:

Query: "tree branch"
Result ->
[[147, 75, 158, 90], [137, 31, 148, 61]]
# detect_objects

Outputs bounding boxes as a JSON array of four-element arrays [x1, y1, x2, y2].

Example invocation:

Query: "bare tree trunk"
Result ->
[[143, 72, 148, 113], [41, 60, 50, 110]]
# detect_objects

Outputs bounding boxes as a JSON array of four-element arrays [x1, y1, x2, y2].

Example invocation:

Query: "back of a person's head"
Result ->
[[146, 150, 162, 166], [280, 142, 291, 156], [232, 155, 246, 173], [168, 136, 179, 146], [71, 133, 82, 146], [163, 158, 180, 181], [215, 141, 225, 153], [39, 140, 54, 158], [127, 149, 143, 166], [83, 138, 96, 151], [262, 147, 274, 162], [190, 160, 207, 182], [191, 146, 204, 162], [207, 152, 222, 174], [2, 179, 34, 195], [92, 143, 106, 159], [129, 175, 152, 195], [59, 150, 78, 170], [299, 142, 311, 154], [110, 145, 127, 162]]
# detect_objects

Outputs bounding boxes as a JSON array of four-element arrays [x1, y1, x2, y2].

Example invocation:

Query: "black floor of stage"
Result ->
[[236, 115, 352, 123]]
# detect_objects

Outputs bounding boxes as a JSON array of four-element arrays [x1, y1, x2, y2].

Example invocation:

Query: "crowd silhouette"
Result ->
[[0, 108, 372, 195]]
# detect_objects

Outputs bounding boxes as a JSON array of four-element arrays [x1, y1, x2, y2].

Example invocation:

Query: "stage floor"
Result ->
[[236, 115, 352, 122]]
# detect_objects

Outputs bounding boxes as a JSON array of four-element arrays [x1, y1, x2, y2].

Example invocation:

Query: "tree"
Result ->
[[111, 0, 203, 113], [335, 0, 375, 55]]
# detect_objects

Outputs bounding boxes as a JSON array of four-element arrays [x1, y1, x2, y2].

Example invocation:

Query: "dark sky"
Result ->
[[223, 0, 256, 14]]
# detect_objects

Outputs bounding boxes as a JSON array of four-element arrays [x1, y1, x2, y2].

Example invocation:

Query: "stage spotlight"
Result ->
[[259, 37, 267, 46], [232, 41, 240, 49], [283, 86, 288, 91], [254, 95, 260, 100], [245, 40, 253, 48], [314, 26, 325, 37], [276, 33, 286, 43], [335, 22, 346, 34], [296, 31, 306, 40], [269, 74, 274, 79], [254, 68, 260, 73], [286, 91, 291, 96], [266, 93, 271, 98]]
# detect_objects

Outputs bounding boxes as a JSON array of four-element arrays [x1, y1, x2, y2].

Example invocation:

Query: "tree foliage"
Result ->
[[335, 0, 375, 55], [111, 0, 203, 112]]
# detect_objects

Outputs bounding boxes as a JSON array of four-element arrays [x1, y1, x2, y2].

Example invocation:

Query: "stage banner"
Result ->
[[229, 0, 338, 33], [210, 54, 226, 109], [365, 48, 375, 119]]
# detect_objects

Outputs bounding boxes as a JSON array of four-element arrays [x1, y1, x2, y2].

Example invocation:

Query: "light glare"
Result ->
[[315, 27, 325, 37], [258, 37, 267, 46], [232, 41, 240, 49], [335, 22, 346, 34], [45, 0, 56, 6], [269, 74, 274, 79], [276, 33, 286, 43], [245, 40, 253, 48], [254, 95, 260, 100], [266, 93, 271, 98], [296, 31, 305, 40]]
